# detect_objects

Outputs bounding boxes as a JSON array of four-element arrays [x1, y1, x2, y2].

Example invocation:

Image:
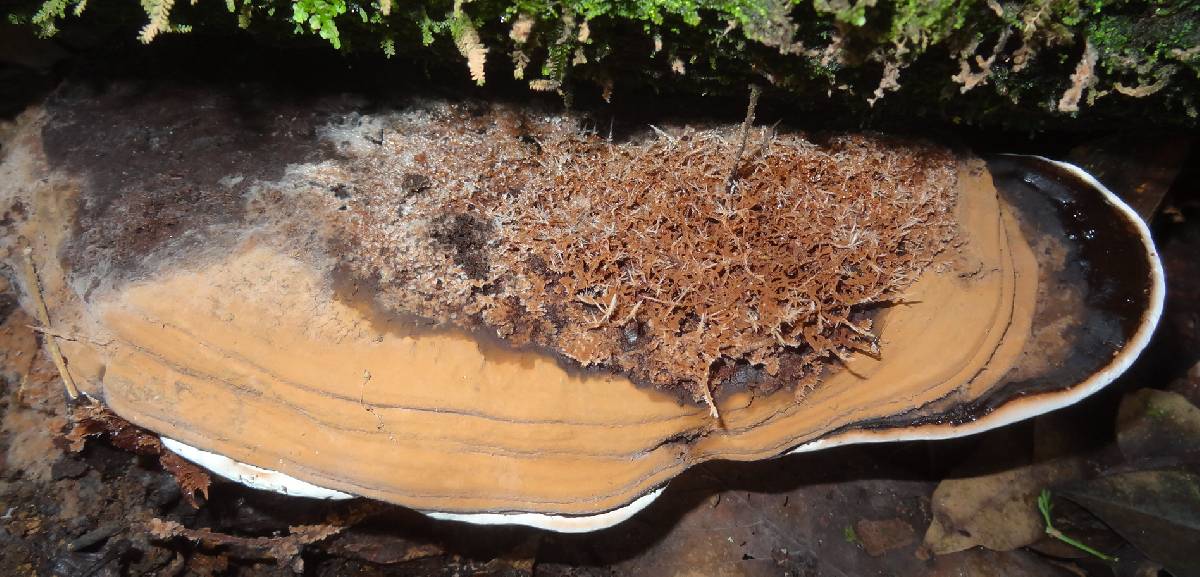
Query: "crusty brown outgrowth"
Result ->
[[67, 402, 211, 507], [309, 103, 958, 404]]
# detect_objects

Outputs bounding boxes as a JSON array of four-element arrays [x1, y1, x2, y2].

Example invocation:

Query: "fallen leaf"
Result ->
[[1062, 469, 1200, 577], [483, 535, 539, 575], [148, 517, 344, 569], [924, 467, 1046, 554], [65, 402, 161, 455], [325, 532, 444, 565], [1025, 495, 1125, 562], [66, 403, 216, 509]]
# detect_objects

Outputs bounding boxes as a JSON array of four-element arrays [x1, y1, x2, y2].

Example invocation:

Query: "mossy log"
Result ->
[[6, 0, 1200, 129]]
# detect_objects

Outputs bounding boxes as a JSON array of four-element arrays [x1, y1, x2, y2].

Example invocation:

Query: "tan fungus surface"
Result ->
[[0, 106, 1040, 515], [86, 163, 1028, 515]]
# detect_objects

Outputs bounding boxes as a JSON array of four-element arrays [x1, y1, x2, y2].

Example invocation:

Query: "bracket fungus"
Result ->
[[0, 92, 1163, 533]]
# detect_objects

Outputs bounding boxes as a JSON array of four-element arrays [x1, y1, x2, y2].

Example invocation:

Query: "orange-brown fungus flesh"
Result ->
[[313, 103, 958, 403]]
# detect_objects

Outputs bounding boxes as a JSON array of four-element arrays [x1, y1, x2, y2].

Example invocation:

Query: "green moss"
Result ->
[[291, 0, 346, 49], [6, 0, 1199, 127], [887, 0, 974, 48]]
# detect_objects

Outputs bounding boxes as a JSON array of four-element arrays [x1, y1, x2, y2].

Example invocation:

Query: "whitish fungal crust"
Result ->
[[304, 102, 959, 403]]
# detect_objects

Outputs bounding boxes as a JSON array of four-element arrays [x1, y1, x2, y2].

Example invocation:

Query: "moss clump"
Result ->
[[7, 0, 1199, 126]]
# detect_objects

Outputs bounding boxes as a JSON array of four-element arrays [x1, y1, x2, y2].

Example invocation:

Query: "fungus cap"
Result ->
[[1, 99, 1163, 533]]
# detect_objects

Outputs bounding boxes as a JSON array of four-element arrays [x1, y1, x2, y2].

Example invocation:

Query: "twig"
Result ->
[[15, 374, 28, 404], [1038, 490, 1118, 562], [698, 353, 723, 422], [21, 246, 79, 399], [578, 292, 619, 329], [725, 84, 761, 194]]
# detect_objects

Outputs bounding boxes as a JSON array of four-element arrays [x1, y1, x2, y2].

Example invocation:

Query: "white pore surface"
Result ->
[[161, 437, 353, 500], [161, 437, 665, 532], [424, 488, 666, 533]]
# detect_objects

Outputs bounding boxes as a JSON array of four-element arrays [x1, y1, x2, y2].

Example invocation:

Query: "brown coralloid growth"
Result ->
[[317, 102, 958, 408]]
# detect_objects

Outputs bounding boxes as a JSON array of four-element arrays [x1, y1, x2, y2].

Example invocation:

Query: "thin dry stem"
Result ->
[[21, 246, 79, 399], [726, 85, 762, 194]]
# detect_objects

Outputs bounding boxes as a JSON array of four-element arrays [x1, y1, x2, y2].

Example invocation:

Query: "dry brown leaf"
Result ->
[[1116, 388, 1200, 462], [65, 401, 161, 454], [325, 532, 445, 565], [923, 465, 1047, 554]]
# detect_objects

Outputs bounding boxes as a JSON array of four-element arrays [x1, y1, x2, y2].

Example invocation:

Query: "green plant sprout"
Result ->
[[1038, 489, 1119, 563], [843, 524, 859, 545]]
